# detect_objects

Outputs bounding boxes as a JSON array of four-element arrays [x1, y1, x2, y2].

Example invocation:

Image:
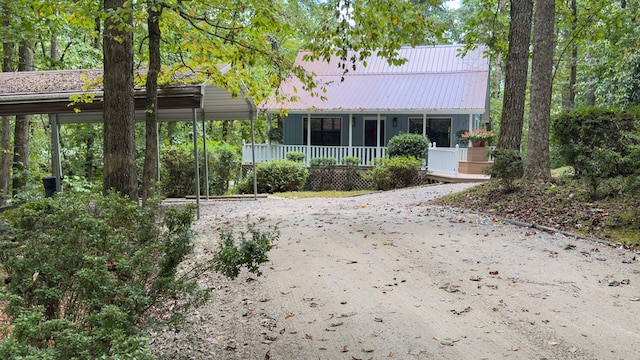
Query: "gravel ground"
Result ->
[[151, 183, 640, 359]]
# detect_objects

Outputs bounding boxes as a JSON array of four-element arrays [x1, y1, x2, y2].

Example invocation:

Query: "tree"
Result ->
[[497, 0, 533, 151], [1, 0, 13, 205], [524, 0, 555, 181], [12, 42, 34, 195], [102, 0, 137, 199], [141, 1, 163, 204]]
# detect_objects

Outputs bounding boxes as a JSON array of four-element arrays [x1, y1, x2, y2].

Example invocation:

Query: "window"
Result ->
[[408, 117, 451, 147], [303, 117, 342, 146]]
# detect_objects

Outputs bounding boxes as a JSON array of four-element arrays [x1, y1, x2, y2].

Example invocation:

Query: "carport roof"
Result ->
[[0, 67, 256, 123]]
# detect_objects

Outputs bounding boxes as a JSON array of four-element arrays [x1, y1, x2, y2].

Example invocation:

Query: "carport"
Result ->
[[0, 67, 258, 215]]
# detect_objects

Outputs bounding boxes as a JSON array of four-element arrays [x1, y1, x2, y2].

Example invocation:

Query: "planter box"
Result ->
[[458, 160, 491, 175], [467, 147, 489, 162]]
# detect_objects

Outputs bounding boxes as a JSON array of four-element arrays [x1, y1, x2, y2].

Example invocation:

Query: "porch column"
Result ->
[[306, 112, 311, 165], [376, 113, 381, 159], [348, 113, 353, 157], [202, 115, 209, 199], [468, 113, 473, 147], [422, 113, 427, 139]]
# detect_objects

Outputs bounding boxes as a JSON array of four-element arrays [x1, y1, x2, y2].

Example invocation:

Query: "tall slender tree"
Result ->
[[524, 0, 555, 181], [497, 0, 533, 151], [102, 0, 137, 198], [141, 1, 163, 204], [12, 42, 34, 195]]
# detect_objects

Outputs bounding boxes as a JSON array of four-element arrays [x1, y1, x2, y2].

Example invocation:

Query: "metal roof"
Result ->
[[0, 68, 257, 122], [261, 44, 489, 114]]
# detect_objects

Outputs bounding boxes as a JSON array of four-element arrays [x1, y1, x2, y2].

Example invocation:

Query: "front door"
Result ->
[[364, 119, 385, 146]]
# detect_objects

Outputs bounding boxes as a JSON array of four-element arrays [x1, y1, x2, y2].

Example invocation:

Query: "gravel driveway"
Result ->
[[152, 183, 640, 359]]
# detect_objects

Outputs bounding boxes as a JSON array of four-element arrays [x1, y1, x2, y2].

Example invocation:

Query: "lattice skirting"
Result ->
[[241, 165, 438, 192]]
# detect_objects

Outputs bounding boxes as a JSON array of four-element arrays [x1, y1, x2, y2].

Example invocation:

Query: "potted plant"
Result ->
[[460, 128, 495, 147]]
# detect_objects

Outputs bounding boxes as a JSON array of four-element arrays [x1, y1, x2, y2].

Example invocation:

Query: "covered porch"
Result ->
[[242, 142, 493, 182]]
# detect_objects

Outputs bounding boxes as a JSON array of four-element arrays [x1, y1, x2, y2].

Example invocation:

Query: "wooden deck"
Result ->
[[427, 171, 490, 183]]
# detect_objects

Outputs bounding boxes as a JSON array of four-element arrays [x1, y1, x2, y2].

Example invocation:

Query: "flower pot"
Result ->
[[472, 140, 486, 147]]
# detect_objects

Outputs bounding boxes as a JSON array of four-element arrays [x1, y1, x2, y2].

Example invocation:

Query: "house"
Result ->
[[243, 44, 492, 180]]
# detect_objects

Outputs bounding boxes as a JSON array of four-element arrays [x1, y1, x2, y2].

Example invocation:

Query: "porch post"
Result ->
[[468, 113, 473, 147], [306, 112, 311, 165], [422, 113, 427, 139], [376, 113, 381, 159], [50, 114, 63, 193], [348, 113, 353, 157]]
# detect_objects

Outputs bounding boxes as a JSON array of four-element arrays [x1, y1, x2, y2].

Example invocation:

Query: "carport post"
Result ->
[[50, 114, 63, 193], [192, 108, 200, 219]]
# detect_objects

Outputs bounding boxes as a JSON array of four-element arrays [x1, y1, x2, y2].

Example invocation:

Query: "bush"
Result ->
[[486, 148, 523, 192], [342, 156, 361, 190], [0, 193, 200, 359], [210, 143, 241, 196], [237, 160, 309, 194], [159, 142, 241, 197], [365, 156, 422, 190], [0, 192, 277, 359], [551, 107, 639, 196], [387, 133, 429, 159], [286, 151, 306, 162]]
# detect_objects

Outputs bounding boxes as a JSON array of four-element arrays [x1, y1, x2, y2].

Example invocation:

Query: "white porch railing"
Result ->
[[241, 142, 495, 177], [242, 142, 386, 166]]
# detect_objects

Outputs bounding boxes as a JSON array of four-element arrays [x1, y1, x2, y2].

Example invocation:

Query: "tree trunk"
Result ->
[[497, 0, 533, 151], [1, 6, 13, 205], [141, 3, 163, 204], [12, 42, 34, 196], [103, 0, 137, 199], [524, 0, 555, 182], [562, 0, 577, 110]]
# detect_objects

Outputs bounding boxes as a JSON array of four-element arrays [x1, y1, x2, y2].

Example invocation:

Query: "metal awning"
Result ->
[[0, 68, 259, 215]]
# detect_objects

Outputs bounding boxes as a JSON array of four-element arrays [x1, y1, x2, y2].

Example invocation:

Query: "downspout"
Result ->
[[468, 113, 473, 147], [376, 113, 381, 158], [348, 113, 353, 157]]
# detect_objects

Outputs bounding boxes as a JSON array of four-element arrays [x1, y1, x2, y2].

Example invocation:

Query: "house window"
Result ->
[[303, 117, 342, 146], [409, 117, 451, 147]]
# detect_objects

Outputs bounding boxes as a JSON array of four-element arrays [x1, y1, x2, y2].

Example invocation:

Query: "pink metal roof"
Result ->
[[261, 44, 489, 113]]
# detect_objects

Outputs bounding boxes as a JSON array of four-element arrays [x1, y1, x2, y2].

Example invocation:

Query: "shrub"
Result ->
[[159, 142, 241, 197], [286, 151, 305, 162], [237, 160, 309, 194], [551, 107, 639, 196], [0, 192, 277, 359], [486, 148, 523, 192], [210, 143, 241, 196], [365, 156, 422, 190], [0, 193, 200, 359], [387, 133, 429, 159]]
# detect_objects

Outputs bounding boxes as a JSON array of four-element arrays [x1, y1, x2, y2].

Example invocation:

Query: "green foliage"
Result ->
[[551, 107, 638, 196], [365, 156, 422, 191], [286, 151, 306, 162], [341, 156, 361, 167], [210, 143, 242, 196], [309, 157, 337, 166], [159, 142, 241, 197], [0, 193, 200, 359], [237, 160, 309, 194], [386, 133, 429, 159], [212, 221, 278, 279], [268, 127, 283, 143], [486, 148, 524, 192]]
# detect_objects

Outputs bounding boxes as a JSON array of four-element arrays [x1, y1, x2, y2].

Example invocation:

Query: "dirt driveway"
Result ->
[[153, 184, 640, 359]]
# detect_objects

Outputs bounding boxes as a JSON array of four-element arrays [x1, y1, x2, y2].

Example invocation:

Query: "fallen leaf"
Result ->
[[489, 270, 499, 275], [547, 341, 559, 346], [264, 350, 271, 360], [305, 334, 313, 340], [285, 312, 295, 319]]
